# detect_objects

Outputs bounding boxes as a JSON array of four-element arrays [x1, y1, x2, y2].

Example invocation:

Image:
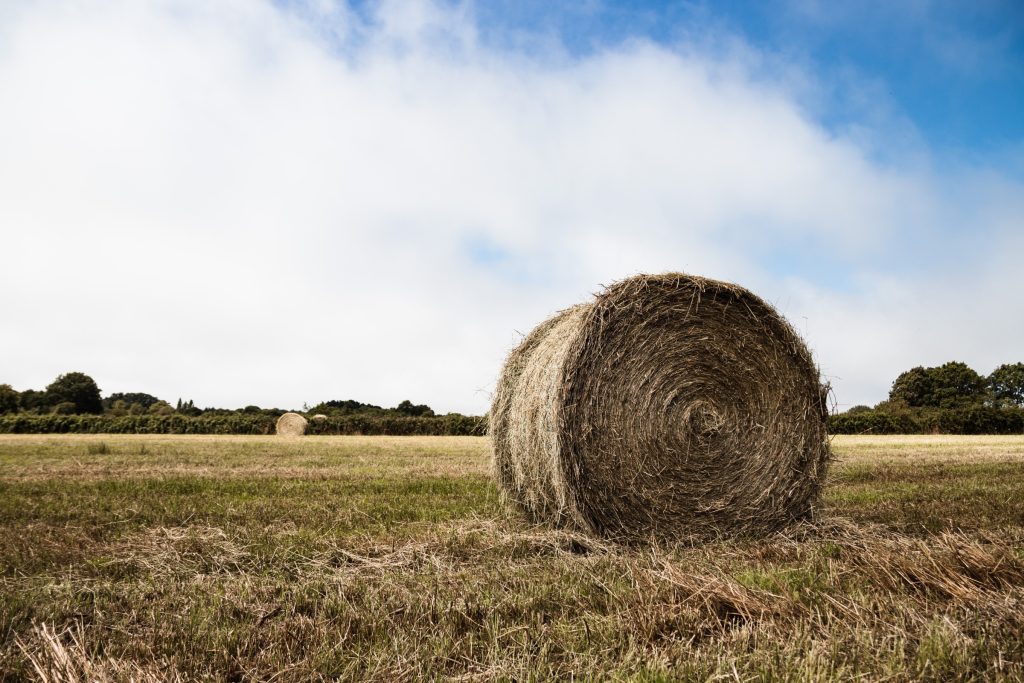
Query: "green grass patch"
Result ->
[[1, 434, 1022, 680]]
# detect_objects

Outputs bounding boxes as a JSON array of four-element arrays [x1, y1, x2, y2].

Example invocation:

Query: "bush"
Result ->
[[52, 401, 77, 415], [0, 414, 275, 435], [148, 401, 175, 416], [828, 410, 918, 435], [304, 413, 486, 436], [829, 406, 1024, 435], [0, 413, 488, 436]]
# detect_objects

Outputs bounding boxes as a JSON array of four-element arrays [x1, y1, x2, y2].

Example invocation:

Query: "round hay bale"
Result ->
[[310, 414, 328, 422], [275, 412, 308, 437], [490, 273, 830, 541]]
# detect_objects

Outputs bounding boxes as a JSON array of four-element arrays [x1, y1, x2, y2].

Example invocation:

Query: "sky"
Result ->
[[1, 0, 1022, 415]]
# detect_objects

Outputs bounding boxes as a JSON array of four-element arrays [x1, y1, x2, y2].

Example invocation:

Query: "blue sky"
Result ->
[[469, 0, 1024, 160], [1, 0, 1022, 412]]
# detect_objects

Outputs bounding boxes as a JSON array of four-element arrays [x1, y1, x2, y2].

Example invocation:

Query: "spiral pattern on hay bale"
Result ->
[[275, 412, 308, 437], [490, 273, 830, 541]]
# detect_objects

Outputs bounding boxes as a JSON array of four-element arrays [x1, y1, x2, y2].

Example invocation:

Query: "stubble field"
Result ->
[[1, 434, 1023, 681]]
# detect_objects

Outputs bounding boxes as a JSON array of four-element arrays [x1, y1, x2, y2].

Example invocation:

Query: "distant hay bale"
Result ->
[[310, 414, 328, 422], [490, 273, 830, 542], [275, 412, 308, 437]]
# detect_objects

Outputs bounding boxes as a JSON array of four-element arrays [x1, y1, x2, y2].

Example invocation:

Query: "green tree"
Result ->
[[310, 399, 385, 415], [990, 363, 1024, 407], [176, 398, 202, 417], [395, 400, 434, 417], [0, 384, 19, 414], [929, 361, 988, 408], [17, 389, 51, 413], [889, 362, 987, 409], [103, 392, 160, 411], [45, 372, 102, 414], [889, 366, 934, 407]]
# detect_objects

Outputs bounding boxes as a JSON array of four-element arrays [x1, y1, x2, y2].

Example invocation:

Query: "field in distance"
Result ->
[[1, 434, 1023, 681]]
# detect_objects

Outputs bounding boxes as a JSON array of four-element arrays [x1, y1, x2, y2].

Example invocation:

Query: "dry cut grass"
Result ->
[[1, 434, 1023, 681]]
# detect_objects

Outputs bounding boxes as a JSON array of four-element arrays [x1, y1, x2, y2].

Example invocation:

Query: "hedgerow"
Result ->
[[6, 409, 1020, 436], [828, 407, 1024, 435], [0, 413, 487, 436]]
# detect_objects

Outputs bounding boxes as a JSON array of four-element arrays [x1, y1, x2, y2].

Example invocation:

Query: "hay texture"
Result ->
[[490, 273, 830, 541], [275, 412, 308, 437]]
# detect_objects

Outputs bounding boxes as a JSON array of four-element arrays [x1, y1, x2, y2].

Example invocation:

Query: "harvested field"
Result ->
[[1, 434, 1023, 680]]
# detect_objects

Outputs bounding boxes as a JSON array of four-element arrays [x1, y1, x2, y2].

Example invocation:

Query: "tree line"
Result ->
[[0, 372, 481, 435], [830, 361, 1024, 434], [5, 364, 1022, 436]]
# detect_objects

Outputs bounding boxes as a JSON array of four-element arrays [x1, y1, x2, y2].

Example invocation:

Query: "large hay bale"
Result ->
[[490, 273, 830, 541], [275, 412, 308, 437]]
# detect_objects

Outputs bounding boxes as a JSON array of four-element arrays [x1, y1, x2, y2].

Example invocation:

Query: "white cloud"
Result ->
[[0, 0, 1020, 413]]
